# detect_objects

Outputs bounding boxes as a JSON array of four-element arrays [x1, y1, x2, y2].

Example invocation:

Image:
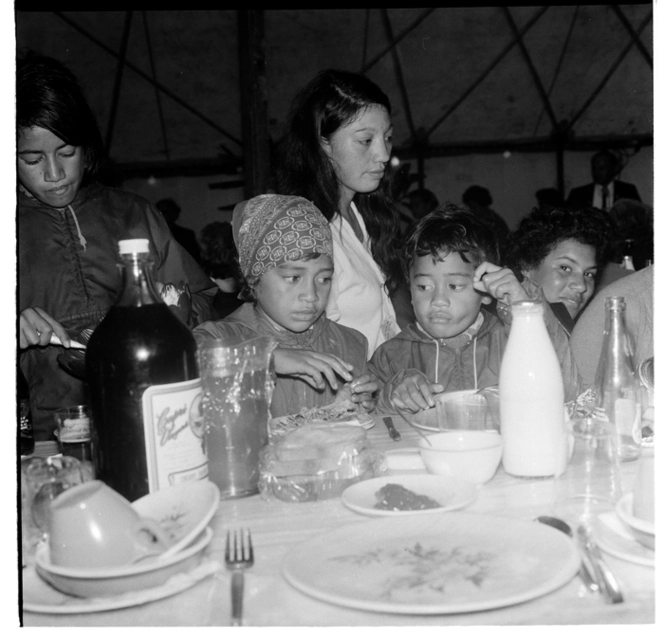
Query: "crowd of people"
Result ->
[[18, 52, 653, 440]]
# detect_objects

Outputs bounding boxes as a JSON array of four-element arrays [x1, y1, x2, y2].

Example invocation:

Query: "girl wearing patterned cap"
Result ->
[[194, 194, 377, 417]]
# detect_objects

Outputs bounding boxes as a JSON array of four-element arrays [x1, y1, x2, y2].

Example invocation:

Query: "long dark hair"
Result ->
[[16, 52, 104, 185], [274, 69, 402, 292]]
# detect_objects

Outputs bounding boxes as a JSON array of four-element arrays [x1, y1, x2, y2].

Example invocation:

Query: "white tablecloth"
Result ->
[[22, 417, 655, 627]]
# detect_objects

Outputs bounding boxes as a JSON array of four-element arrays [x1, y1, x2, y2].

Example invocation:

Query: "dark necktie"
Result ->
[[601, 186, 609, 210]]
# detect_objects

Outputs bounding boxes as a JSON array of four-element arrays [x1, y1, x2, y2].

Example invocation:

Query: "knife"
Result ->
[[577, 524, 624, 604], [384, 416, 401, 441]]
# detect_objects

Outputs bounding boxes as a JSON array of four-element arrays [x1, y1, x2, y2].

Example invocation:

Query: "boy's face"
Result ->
[[409, 251, 489, 339], [253, 255, 334, 333]]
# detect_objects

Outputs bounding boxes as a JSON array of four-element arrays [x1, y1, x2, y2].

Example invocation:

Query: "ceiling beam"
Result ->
[[426, 6, 549, 138], [565, 12, 652, 132], [502, 7, 559, 133], [104, 11, 132, 155], [610, 4, 652, 69], [380, 9, 417, 141], [53, 11, 243, 150], [142, 11, 170, 161], [359, 8, 436, 74]]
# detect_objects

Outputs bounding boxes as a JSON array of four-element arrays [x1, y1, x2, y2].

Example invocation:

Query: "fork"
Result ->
[[225, 528, 254, 626]]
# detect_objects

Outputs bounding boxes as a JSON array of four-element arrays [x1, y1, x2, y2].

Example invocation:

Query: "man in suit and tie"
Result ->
[[565, 150, 641, 211]]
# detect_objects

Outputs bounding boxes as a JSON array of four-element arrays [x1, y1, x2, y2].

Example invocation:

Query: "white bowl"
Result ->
[[616, 493, 655, 550], [418, 431, 503, 484], [35, 527, 213, 598]]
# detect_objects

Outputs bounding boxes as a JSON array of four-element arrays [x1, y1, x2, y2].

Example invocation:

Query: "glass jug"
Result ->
[[197, 335, 276, 498]]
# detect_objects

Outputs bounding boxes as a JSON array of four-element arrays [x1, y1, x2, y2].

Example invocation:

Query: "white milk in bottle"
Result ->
[[499, 299, 567, 477]]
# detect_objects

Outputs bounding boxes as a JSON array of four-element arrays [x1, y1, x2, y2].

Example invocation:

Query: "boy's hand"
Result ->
[[392, 372, 444, 413], [473, 262, 530, 306], [273, 348, 354, 391], [349, 374, 378, 411]]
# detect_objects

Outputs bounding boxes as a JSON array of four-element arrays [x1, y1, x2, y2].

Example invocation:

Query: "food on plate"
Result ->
[[374, 483, 442, 511], [270, 399, 372, 436]]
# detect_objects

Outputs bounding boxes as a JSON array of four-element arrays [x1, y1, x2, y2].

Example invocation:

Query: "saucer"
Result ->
[[132, 480, 220, 556], [34, 527, 213, 598], [341, 474, 477, 517], [24, 557, 220, 614], [595, 511, 654, 567]]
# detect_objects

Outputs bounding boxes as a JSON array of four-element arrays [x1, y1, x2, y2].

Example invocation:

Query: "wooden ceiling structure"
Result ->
[[15, 6, 653, 198]]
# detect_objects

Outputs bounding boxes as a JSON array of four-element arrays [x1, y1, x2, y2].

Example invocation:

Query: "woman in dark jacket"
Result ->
[[17, 53, 216, 439]]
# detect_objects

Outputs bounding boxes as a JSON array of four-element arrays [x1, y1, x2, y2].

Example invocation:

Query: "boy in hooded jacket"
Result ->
[[369, 204, 582, 414]]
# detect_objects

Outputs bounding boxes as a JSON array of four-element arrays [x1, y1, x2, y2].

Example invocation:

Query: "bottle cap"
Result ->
[[118, 239, 150, 254]]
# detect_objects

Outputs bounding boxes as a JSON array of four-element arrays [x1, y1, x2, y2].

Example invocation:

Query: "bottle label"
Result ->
[[142, 378, 208, 492]]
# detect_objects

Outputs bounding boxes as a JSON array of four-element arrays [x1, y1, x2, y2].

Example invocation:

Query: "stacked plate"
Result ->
[[24, 480, 220, 613]]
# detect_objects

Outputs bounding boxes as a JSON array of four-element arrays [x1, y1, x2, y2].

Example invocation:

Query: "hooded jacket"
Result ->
[[194, 303, 369, 418], [369, 305, 583, 414], [18, 182, 217, 439]]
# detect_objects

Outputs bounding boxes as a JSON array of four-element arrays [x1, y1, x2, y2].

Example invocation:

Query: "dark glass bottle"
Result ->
[[86, 239, 208, 501], [18, 367, 34, 456]]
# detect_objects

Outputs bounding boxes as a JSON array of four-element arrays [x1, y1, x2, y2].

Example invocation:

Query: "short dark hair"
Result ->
[[200, 221, 240, 281], [462, 185, 493, 207], [505, 206, 615, 274], [16, 52, 104, 184], [402, 203, 500, 281]]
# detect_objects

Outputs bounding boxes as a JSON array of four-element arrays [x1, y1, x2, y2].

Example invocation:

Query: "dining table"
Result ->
[[21, 415, 656, 627]]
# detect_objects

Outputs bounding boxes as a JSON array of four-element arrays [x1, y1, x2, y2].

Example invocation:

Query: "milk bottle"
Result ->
[[499, 299, 567, 477]]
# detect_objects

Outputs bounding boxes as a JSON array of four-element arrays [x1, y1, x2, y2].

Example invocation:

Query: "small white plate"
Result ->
[[341, 474, 477, 517], [34, 528, 214, 599], [132, 480, 220, 555], [595, 510, 655, 567], [24, 557, 220, 614]]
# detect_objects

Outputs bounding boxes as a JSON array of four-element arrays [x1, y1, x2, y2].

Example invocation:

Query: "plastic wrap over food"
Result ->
[[259, 424, 386, 502]]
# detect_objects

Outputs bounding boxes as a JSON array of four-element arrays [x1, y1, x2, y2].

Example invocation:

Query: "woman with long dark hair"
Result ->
[[275, 69, 402, 355]]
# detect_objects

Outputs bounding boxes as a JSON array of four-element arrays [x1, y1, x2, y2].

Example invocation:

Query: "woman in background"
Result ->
[[504, 206, 614, 336], [275, 69, 402, 356]]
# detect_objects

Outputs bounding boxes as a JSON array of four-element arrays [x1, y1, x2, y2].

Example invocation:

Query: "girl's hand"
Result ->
[[273, 348, 354, 391], [19, 307, 70, 349], [349, 374, 378, 411], [391, 372, 444, 413], [473, 262, 529, 305]]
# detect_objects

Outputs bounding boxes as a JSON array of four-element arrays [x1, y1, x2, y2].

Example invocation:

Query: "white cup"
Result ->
[[48, 480, 171, 569]]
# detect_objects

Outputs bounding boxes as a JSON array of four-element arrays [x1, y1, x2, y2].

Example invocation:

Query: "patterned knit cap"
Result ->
[[232, 194, 333, 286]]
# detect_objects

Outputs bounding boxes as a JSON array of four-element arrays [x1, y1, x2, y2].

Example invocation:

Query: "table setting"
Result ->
[[20, 405, 655, 627]]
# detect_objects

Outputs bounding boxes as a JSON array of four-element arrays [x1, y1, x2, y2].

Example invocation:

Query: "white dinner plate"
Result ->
[[23, 558, 220, 614], [341, 474, 477, 517], [282, 512, 580, 615], [132, 479, 220, 554], [595, 510, 655, 567]]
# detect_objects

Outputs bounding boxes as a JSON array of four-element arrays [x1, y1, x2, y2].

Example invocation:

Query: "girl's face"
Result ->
[[321, 104, 392, 204], [522, 239, 598, 319], [410, 251, 490, 340], [253, 255, 334, 333], [17, 126, 84, 208]]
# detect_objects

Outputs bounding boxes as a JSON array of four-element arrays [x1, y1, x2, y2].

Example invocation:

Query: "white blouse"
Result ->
[[326, 203, 400, 356]]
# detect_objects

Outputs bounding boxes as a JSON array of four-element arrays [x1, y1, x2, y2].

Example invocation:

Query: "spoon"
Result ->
[[535, 516, 599, 595]]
